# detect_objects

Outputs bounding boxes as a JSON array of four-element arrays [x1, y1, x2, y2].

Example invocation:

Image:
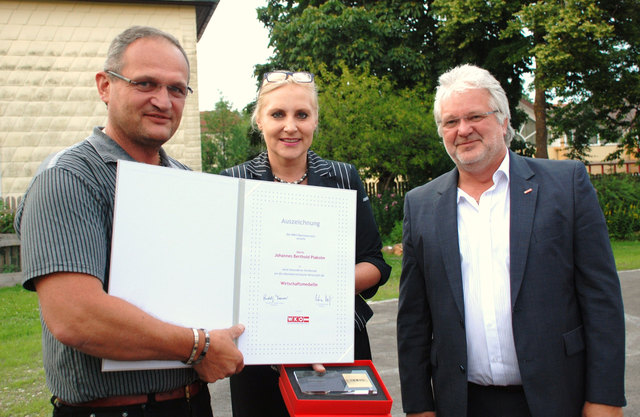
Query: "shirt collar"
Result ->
[[493, 150, 510, 185], [88, 126, 171, 166], [244, 150, 334, 179], [457, 151, 510, 204]]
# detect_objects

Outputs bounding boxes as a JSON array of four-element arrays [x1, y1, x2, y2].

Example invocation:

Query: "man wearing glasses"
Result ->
[[397, 64, 625, 417], [15, 26, 244, 417]]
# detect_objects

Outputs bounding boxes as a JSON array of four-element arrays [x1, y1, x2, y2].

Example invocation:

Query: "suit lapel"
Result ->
[[305, 152, 334, 187], [435, 169, 465, 318], [509, 152, 537, 308], [307, 171, 332, 187]]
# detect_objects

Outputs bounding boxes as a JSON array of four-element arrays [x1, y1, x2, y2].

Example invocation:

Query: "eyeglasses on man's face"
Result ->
[[263, 71, 315, 83], [105, 70, 193, 99], [440, 110, 500, 130]]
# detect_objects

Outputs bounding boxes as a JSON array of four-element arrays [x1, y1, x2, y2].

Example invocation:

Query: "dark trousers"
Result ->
[[467, 382, 533, 417], [52, 386, 213, 417], [230, 326, 372, 417]]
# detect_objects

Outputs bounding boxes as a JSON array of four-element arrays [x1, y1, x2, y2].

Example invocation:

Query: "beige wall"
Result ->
[[0, 0, 203, 198]]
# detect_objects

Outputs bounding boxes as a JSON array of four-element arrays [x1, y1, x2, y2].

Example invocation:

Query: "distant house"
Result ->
[[516, 99, 639, 174], [0, 0, 219, 199]]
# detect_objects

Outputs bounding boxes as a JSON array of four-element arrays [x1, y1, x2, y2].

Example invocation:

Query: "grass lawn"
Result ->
[[370, 253, 403, 302], [1, 240, 637, 416], [610, 240, 640, 271], [372, 240, 640, 302], [0, 285, 48, 417]]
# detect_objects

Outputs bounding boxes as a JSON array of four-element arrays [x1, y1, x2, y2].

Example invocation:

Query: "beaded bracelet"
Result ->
[[193, 329, 210, 365], [182, 328, 200, 365]]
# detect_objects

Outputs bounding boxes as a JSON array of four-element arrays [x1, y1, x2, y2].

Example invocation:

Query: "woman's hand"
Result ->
[[311, 363, 326, 373]]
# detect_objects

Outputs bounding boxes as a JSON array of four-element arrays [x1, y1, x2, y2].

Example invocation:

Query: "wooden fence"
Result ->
[[364, 179, 409, 198], [586, 161, 640, 175], [0, 233, 21, 288], [1, 196, 21, 287]]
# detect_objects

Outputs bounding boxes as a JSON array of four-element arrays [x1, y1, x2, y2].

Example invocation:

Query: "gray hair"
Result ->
[[103, 26, 190, 82], [434, 64, 514, 146], [251, 72, 319, 130]]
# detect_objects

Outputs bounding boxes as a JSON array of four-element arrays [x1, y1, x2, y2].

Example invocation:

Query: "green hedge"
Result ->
[[371, 173, 640, 243], [370, 191, 404, 244], [0, 201, 15, 234], [591, 174, 640, 240]]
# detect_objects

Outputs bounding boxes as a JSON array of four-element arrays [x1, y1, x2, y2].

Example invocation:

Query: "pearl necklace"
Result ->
[[273, 171, 308, 184]]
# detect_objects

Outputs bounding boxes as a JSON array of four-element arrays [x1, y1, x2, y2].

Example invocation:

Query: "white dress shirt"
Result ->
[[457, 153, 522, 386]]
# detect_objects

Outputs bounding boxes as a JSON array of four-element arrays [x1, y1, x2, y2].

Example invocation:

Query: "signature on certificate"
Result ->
[[263, 294, 289, 306], [315, 293, 333, 307]]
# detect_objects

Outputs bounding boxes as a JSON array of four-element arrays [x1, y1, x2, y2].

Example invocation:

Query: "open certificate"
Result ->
[[103, 160, 356, 371]]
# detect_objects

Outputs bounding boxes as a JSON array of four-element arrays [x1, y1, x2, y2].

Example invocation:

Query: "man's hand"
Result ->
[[408, 412, 436, 417], [582, 401, 623, 417], [194, 324, 245, 382]]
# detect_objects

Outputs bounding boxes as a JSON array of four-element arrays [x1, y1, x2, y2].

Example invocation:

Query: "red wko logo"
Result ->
[[287, 315, 310, 323]]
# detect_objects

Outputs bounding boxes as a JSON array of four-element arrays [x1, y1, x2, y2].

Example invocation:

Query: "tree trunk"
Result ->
[[534, 83, 549, 159], [377, 173, 396, 193]]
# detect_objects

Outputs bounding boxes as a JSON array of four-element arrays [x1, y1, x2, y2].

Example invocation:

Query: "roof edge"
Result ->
[[74, 0, 219, 39]]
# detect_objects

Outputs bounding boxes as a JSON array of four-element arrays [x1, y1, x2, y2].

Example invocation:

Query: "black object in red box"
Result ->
[[279, 360, 392, 417]]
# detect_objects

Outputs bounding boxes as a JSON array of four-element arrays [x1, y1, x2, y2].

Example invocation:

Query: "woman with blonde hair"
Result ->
[[221, 71, 391, 416]]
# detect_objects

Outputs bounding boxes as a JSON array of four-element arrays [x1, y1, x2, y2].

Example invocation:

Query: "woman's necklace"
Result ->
[[273, 171, 308, 184]]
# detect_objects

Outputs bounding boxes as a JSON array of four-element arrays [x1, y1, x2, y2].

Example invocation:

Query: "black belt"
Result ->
[[468, 382, 524, 393]]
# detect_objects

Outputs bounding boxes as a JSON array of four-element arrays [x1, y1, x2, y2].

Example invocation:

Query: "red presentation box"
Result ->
[[279, 360, 393, 417]]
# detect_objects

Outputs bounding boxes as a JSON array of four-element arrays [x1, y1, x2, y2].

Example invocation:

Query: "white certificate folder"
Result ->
[[103, 160, 356, 371]]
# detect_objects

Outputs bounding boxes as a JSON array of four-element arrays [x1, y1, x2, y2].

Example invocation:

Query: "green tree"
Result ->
[[431, 0, 531, 135], [435, 0, 640, 161], [504, 0, 632, 159], [315, 65, 452, 190], [0, 200, 15, 233], [540, 0, 640, 162], [256, 1, 452, 187], [453, 0, 640, 161], [201, 98, 251, 173], [256, 0, 439, 89], [257, 0, 639, 163]]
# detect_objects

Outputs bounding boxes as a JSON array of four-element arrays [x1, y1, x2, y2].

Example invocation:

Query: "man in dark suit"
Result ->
[[397, 64, 626, 417]]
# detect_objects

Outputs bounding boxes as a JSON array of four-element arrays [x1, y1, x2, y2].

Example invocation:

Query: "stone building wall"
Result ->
[[0, 0, 204, 198]]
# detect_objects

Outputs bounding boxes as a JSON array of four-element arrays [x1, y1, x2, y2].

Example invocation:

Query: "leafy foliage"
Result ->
[[0, 200, 15, 234], [504, 0, 640, 161], [257, 0, 438, 89], [254, 0, 639, 173], [591, 174, 640, 240], [432, 0, 530, 131], [509, 137, 536, 157], [314, 65, 452, 190], [369, 190, 404, 240], [201, 98, 252, 174], [386, 219, 404, 246]]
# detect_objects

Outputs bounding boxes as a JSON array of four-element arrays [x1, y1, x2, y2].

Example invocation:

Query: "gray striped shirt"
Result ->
[[15, 127, 198, 403]]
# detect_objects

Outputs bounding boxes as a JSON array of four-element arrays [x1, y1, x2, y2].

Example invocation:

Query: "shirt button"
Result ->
[[459, 365, 466, 373]]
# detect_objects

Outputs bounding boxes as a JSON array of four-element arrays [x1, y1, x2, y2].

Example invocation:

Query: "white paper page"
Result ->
[[237, 180, 356, 364], [104, 161, 240, 371]]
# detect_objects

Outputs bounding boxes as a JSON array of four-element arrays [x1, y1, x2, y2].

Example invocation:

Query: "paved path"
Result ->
[[210, 269, 640, 416]]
